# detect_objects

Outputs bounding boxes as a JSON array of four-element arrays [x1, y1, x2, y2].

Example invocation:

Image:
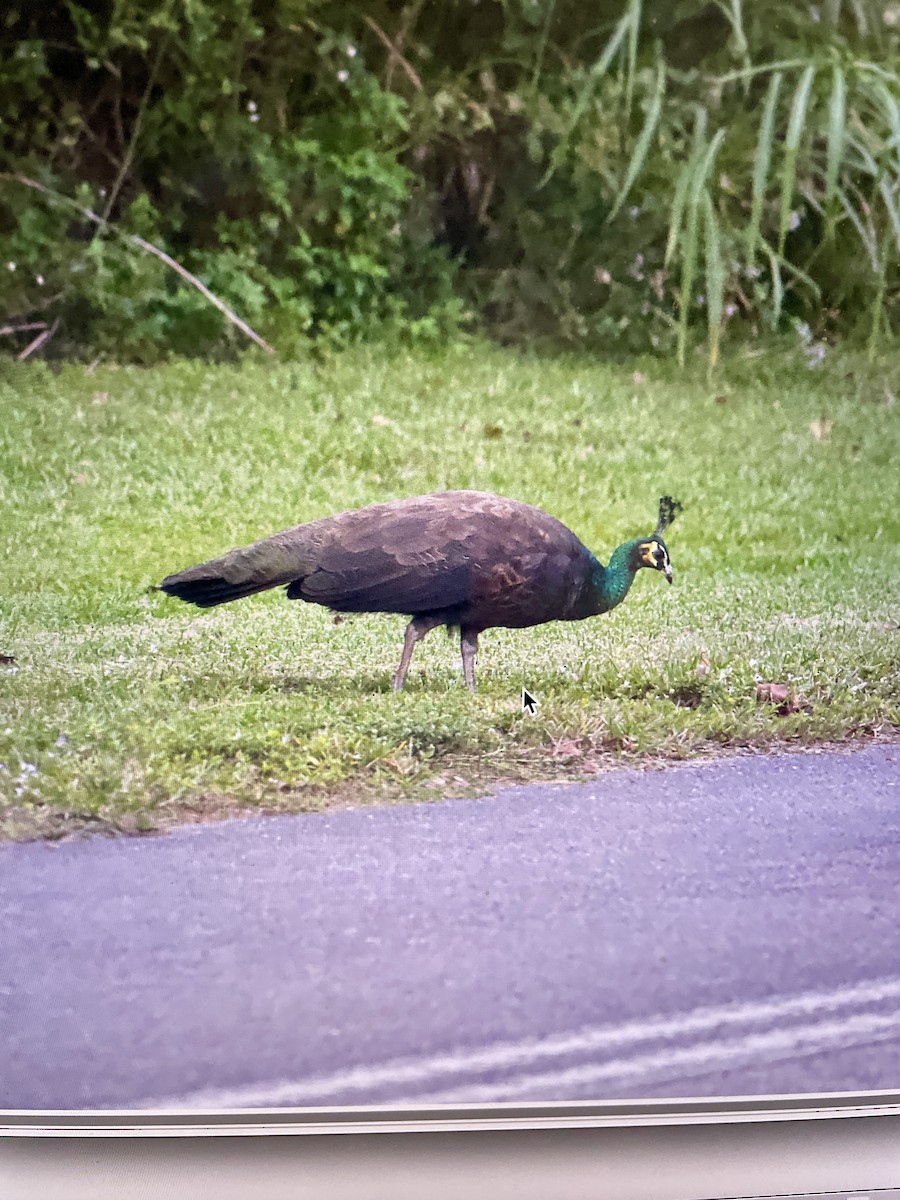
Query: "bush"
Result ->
[[0, 1, 460, 360], [0, 0, 897, 361]]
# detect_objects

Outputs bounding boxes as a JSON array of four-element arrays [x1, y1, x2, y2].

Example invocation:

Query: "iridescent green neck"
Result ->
[[589, 539, 642, 614]]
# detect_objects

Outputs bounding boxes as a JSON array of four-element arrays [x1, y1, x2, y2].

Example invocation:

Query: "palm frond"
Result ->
[[711, 59, 806, 85], [765, 246, 784, 327], [868, 78, 900, 174], [702, 189, 725, 370], [867, 228, 890, 360], [748, 70, 782, 263], [623, 0, 643, 125], [837, 185, 879, 270], [877, 175, 900, 253], [824, 65, 846, 238], [665, 163, 693, 269], [759, 235, 822, 301], [715, 0, 750, 81], [607, 55, 665, 221], [665, 106, 708, 267], [676, 128, 725, 366], [778, 65, 816, 255], [539, 12, 630, 188]]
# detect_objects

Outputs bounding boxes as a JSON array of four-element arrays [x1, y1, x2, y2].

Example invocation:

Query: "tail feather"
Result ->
[[158, 573, 275, 608], [159, 529, 318, 610]]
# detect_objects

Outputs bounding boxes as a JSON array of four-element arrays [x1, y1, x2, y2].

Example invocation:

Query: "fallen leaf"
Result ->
[[483, 423, 503, 438], [756, 682, 809, 716], [372, 413, 392, 426], [92, 391, 109, 405], [809, 417, 833, 442], [549, 736, 587, 759]]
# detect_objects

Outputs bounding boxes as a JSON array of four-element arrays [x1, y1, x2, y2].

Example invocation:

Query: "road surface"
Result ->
[[1, 744, 898, 1110]]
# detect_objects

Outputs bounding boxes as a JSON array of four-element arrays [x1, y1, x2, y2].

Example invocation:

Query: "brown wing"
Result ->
[[287, 491, 484, 614], [161, 490, 593, 623], [287, 491, 591, 624]]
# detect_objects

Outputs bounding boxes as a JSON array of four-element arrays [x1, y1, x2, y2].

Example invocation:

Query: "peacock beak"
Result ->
[[663, 563, 673, 584]]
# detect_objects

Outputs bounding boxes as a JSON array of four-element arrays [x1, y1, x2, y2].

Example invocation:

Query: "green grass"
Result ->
[[1, 342, 898, 840]]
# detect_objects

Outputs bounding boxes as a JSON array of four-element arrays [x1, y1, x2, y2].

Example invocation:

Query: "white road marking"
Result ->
[[411, 1010, 900, 1105], [133, 975, 900, 1110]]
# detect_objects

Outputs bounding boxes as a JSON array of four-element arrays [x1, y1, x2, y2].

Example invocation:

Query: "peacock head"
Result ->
[[632, 495, 683, 584]]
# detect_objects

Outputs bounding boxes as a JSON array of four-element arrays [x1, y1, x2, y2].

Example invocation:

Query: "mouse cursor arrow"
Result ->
[[521, 687, 539, 715]]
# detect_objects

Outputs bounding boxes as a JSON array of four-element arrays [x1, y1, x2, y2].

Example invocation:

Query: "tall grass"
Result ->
[[574, 1, 900, 366]]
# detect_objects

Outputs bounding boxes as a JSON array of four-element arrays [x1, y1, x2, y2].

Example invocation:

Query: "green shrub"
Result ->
[[0, 1, 897, 360], [0, 1, 458, 360]]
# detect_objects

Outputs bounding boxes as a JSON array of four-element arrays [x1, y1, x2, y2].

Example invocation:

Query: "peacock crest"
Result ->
[[655, 495, 683, 537]]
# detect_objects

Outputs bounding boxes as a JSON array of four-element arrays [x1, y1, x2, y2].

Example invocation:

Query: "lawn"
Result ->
[[1, 342, 898, 840]]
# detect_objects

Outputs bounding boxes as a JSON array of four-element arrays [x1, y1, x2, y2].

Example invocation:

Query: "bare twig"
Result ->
[[18, 318, 60, 361], [1, 173, 275, 354], [362, 14, 422, 90], [100, 41, 165, 225], [385, 2, 423, 93], [0, 321, 48, 337], [127, 232, 275, 353]]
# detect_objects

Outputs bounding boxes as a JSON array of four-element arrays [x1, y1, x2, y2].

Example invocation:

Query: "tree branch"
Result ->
[[100, 40, 165, 225], [1, 174, 276, 355], [0, 322, 48, 337], [18, 318, 60, 361], [362, 15, 422, 91]]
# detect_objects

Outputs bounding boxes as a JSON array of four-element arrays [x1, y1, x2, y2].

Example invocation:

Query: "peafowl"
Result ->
[[159, 492, 682, 691]]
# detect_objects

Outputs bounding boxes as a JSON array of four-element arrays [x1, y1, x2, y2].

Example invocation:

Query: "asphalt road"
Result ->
[[1, 744, 899, 1111]]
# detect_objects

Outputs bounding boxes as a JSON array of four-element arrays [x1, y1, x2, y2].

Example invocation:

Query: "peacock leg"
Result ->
[[460, 629, 479, 693], [392, 616, 443, 691]]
